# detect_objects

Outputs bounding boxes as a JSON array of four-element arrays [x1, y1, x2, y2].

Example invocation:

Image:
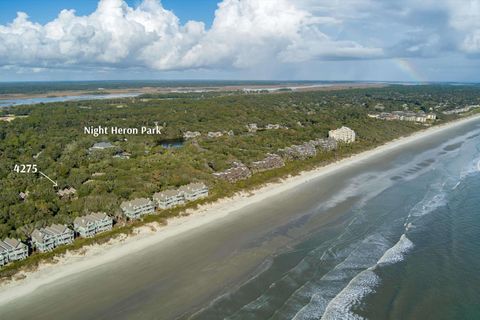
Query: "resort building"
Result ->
[[89, 142, 115, 151], [179, 183, 209, 201], [369, 111, 436, 123], [213, 162, 252, 183], [153, 189, 185, 209], [250, 154, 285, 173], [309, 138, 338, 152], [207, 131, 223, 138], [154, 183, 209, 209], [183, 131, 201, 139], [31, 224, 75, 252], [278, 142, 317, 160], [120, 198, 155, 219], [246, 123, 259, 133], [328, 126, 356, 143], [73, 212, 113, 238], [442, 105, 480, 115], [0, 238, 29, 266]]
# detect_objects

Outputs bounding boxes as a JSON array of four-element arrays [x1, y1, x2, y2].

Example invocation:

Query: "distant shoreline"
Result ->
[[0, 82, 386, 101], [0, 112, 479, 306]]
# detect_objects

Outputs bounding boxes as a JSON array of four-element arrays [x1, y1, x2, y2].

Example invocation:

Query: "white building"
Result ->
[[31, 224, 75, 252], [246, 123, 258, 133], [153, 183, 209, 209], [207, 131, 223, 138], [328, 126, 356, 143], [153, 189, 185, 209], [120, 198, 155, 220], [74, 212, 113, 238], [178, 183, 209, 201], [183, 131, 201, 139], [0, 238, 29, 267]]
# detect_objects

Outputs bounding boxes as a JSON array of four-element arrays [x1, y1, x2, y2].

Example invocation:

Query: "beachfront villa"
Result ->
[[213, 161, 252, 183], [278, 142, 317, 160], [153, 183, 209, 209], [328, 126, 356, 143], [153, 189, 185, 209], [31, 224, 75, 252], [250, 154, 285, 173], [0, 238, 29, 266], [179, 183, 209, 201], [368, 111, 437, 123], [120, 198, 155, 220], [74, 212, 113, 238]]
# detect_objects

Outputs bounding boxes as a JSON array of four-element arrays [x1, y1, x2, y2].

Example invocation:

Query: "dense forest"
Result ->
[[0, 85, 479, 241]]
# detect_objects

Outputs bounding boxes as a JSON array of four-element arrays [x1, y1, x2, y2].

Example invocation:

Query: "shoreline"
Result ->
[[0, 114, 479, 306], [0, 83, 384, 101]]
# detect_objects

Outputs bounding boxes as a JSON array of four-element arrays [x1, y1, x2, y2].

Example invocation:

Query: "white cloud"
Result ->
[[1, 0, 480, 77], [0, 0, 383, 71]]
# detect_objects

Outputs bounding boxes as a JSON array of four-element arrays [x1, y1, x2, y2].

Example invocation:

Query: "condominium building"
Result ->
[[183, 131, 201, 139], [74, 212, 113, 238], [309, 138, 338, 152], [154, 183, 209, 209], [0, 238, 29, 267], [278, 143, 317, 160], [179, 183, 209, 201], [31, 224, 75, 252], [328, 126, 356, 143], [120, 198, 155, 220], [250, 154, 285, 173], [213, 162, 252, 183], [153, 189, 185, 209]]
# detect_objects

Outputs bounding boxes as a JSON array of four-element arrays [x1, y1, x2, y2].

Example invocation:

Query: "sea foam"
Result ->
[[377, 234, 414, 266]]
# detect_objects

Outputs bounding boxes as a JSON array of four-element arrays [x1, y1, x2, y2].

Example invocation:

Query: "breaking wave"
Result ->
[[320, 234, 414, 319]]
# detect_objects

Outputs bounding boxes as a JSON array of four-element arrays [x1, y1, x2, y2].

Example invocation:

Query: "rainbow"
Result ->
[[394, 58, 428, 83]]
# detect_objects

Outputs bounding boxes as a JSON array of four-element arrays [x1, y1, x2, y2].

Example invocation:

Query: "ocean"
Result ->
[[189, 121, 480, 320], [1, 119, 479, 319]]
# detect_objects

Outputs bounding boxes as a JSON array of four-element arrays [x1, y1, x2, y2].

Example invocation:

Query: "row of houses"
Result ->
[[442, 105, 480, 115], [2, 182, 209, 267], [183, 130, 235, 139], [213, 127, 356, 183], [368, 111, 437, 123], [0, 213, 114, 267], [120, 182, 209, 219], [246, 123, 286, 133]]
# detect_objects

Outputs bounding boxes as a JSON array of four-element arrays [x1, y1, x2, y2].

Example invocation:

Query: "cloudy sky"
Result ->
[[0, 0, 479, 82]]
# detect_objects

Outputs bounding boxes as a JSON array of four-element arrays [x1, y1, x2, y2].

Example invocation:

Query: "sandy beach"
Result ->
[[1, 113, 479, 308]]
